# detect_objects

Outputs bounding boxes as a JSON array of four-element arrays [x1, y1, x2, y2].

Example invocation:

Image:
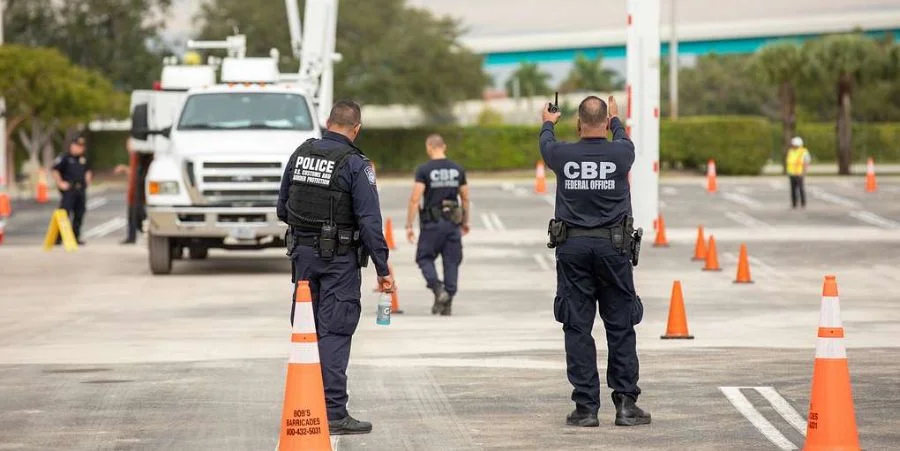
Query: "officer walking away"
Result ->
[[786, 136, 811, 209], [51, 132, 92, 245], [404, 134, 469, 316], [540, 95, 650, 427], [276, 100, 394, 435]]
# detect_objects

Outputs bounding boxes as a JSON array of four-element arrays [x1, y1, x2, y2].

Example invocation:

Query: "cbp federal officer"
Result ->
[[540, 95, 650, 427], [404, 134, 470, 316], [51, 132, 92, 245], [277, 100, 395, 435]]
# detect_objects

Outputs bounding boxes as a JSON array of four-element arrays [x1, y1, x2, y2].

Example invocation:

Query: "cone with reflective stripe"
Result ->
[[388, 264, 403, 314], [702, 235, 721, 271], [661, 280, 694, 339], [864, 157, 877, 193], [0, 193, 11, 218], [653, 214, 669, 247], [278, 281, 332, 451], [706, 159, 718, 193], [36, 169, 49, 204], [384, 218, 397, 250], [733, 243, 753, 283], [535, 160, 547, 194], [802, 275, 860, 451], [692, 225, 707, 261]]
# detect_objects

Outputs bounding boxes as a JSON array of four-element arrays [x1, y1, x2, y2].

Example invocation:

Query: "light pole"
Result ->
[[0, 0, 8, 190], [669, 0, 678, 119]]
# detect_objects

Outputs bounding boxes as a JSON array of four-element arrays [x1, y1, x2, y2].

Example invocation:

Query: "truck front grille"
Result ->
[[197, 160, 283, 205]]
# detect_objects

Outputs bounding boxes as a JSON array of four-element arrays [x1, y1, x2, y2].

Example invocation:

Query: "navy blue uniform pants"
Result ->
[[415, 219, 463, 295], [60, 188, 86, 239], [290, 245, 362, 421], [553, 237, 643, 414]]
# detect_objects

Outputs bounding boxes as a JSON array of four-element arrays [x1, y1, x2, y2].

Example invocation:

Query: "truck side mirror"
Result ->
[[130, 103, 150, 140]]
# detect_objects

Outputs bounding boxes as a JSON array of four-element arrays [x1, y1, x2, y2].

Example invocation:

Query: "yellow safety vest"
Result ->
[[786, 147, 809, 176]]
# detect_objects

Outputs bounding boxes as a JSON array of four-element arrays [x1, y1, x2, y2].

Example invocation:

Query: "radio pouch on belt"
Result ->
[[547, 219, 567, 249], [318, 195, 338, 259], [442, 200, 464, 225]]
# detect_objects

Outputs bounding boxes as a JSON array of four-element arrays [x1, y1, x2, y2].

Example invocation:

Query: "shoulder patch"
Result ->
[[364, 165, 377, 185]]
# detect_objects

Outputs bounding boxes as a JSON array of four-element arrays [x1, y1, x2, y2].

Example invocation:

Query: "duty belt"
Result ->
[[566, 227, 616, 239]]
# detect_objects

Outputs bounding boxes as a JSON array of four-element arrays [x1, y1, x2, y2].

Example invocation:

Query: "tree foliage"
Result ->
[[2, 0, 174, 91], [558, 53, 622, 93], [195, 0, 489, 119], [504, 62, 552, 97]]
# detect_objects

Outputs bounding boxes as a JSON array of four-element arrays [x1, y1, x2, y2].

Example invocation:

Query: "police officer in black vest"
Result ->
[[541, 95, 650, 427], [276, 100, 394, 435], [51, 133, 92, 244], [404, 134, 469, 316]]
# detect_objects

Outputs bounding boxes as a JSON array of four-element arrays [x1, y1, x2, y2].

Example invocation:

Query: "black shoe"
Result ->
[[566, 407, 599, 427], [120, 238, 136, 245], [612, 393, 651, 426], [76, 240, 86, 246], [430, 282, 451, 315], [328, 414, 372, 435], [440, 297, 453, 316]]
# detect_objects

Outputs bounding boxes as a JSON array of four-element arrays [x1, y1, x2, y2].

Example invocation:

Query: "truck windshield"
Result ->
[[177, 92, 314, 131]]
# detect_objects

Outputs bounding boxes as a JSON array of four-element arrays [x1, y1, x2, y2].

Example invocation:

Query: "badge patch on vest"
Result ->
[[293, 156, 337, 186], [364, 165, 376, 185]]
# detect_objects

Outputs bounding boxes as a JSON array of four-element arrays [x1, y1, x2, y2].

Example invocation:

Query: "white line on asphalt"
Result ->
[[659, 200, 667, 208], [808, 187, 861, 208], [542, 195, 554, 207], [725, 211, 771, 228], [719, 387, 798, 451], [747, 256, 777, 274], [722, 192, 764, 209], [769, 180, 783, 190], [480, 213, 495, 232], [500, 182, 515, 192], [662, 186, 678, 195], [489, 212, 506, 231], [82, 217, 127, 239], [848, 210, 900, 229], [533, 253, 550, 271], [756, 387, 808, 436], [544, 254, 555, 270], [86, 197, 108, 211], [736, 186, 753, 194]]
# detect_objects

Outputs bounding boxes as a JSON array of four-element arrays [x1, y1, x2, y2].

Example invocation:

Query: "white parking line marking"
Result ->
[[725, 211, 771, 228], [722, 192, 764, 209], [86, 197, 108, 211], [769, 180, 783, 190], [533, 253, 550, 271], [542, 195, 555, 207], [849, 211, 900, 229], [83, 217, 128, 239], [480, 213, 495, 232], [543, 254, 555, 270], [755, 387, 807, 436], [808, 187, 861, 208], [720, 387, 798, 451], [662, 186, 678, 195], [735, 186, 753, 194], [489, 212, 506, 231]]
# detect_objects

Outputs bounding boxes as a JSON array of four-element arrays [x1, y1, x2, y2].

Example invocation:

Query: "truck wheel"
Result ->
[[149, 234, 173, 275], [189, 247, 208, 260]]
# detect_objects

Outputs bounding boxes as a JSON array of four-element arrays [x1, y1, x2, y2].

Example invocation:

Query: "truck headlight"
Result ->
[[149, 181, 180, 195]]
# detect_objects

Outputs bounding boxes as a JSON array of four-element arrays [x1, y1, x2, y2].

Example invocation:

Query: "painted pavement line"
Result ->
[[480, 213, 495, 232], [725, 211, 771, 229], [848, 210, 900, 229], [533, 253, 550, 271], [719, 387, 798, 451], [755, 386, 808, 436], [807, 187, 861, 209], [662, 186, 678, 195], [82, 217, 127, 239], [721, 192, 764, 210], [86, 197, 108, 211], [489, 212, 506, 231]]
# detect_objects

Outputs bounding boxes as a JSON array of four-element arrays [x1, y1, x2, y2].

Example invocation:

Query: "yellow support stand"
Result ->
[[43, 209, 79, 252]]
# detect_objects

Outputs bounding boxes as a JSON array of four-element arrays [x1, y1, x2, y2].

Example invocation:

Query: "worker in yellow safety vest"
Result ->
[[786, 136, 811, 209]]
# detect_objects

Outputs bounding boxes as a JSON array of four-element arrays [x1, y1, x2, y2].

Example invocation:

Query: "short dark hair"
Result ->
[[328, 100, 361, 127], [578, 96, 608, 127]]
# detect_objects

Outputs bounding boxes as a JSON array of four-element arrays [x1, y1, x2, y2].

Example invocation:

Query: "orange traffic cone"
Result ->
[[703, 235, 721, 271], [384, 217, 396, 250], [802, 275, 860, 451], [387, 264, 403, 314], [278, 281, 332, 451], [864, 157, 877, 193], [0, 193, 11, 218], [535, 160, 547, 194], [0, 222, 5, 245], [734, 243, 753, 283], [661, 280, 694, 339], [692, 225, 707, 261], [36, 169, 49, 204], [706, 159, 718, 193], [653, 214, 669, 247]]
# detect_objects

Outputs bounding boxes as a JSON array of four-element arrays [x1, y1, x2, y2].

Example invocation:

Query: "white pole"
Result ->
[[669, 0, 678, 119], [0, 0, 8, 190]]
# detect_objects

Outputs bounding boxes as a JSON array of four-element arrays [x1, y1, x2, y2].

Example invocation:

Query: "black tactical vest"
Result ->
[[285, 139, 359, 232]]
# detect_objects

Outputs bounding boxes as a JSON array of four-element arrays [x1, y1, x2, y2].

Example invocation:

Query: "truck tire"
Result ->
[[149, 234, 173, 275], [189, 247, 208, 260]]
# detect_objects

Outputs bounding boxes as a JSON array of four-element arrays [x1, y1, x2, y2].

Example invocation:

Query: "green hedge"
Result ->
[[67, 119, 900, 176]]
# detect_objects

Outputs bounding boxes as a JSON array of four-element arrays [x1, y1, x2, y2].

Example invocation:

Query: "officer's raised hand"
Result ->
[[608, 95, 619, 119], [542, 104, 562, 124]]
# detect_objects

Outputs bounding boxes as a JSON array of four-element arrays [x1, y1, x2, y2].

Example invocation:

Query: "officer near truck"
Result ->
[[404, 133, 470, 316], [540, 94, 651, 427], [276, 100, 394, 435], [51, 132, 92, 245]]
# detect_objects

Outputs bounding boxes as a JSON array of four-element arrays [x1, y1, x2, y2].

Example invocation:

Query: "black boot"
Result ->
[[612, 393, 651, 426], [565, 406, 599, 427], [328, 414, 372, 435], [440, 296, 453, 316], [430, 281, 450, 315]]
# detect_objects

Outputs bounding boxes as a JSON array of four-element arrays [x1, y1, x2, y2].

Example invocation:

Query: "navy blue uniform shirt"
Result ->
[[539, 116, 635, 229], [277, 131, 391, 277], [414, 158, 467, 211], [52, 152, 91, 185]]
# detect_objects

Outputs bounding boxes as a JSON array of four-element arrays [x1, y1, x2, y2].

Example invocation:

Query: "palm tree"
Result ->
[[504, 62, 552, 97], [805, 34, 880, 175], [751, 41, 807, 173], [559, 52, 622, 93]]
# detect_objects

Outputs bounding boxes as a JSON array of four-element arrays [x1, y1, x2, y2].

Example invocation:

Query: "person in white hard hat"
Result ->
[[785, 136, 811, 209]]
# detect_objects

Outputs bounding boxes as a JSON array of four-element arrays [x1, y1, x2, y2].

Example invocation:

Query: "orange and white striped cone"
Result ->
[[706, 159, 718, 193], [802, 275, 860, 451], [535, 161, 547, 194], [36, 169, 49, 204], [864, 157, 877, 193], [278, 280, 332, 451]]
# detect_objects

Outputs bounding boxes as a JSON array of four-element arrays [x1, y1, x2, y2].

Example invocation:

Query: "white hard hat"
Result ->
[[791, 137, 803, 147]]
